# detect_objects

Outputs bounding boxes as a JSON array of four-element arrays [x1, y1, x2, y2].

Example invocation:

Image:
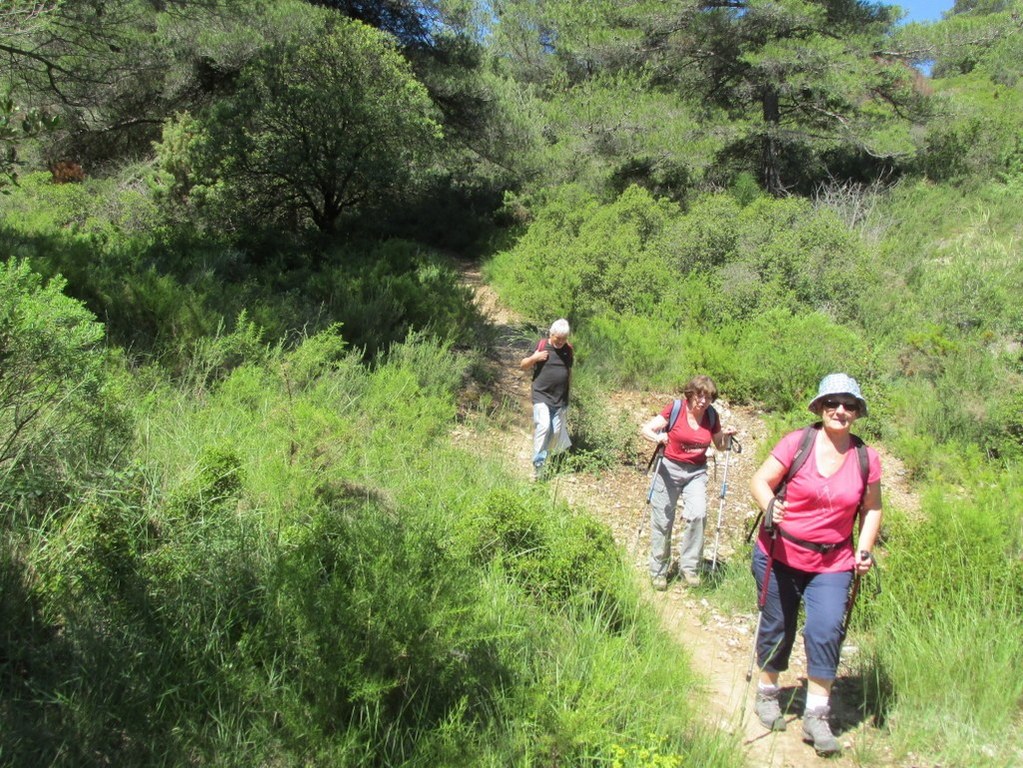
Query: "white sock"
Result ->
[[758, 683, 779, 694], [805, 692, 829, 711]]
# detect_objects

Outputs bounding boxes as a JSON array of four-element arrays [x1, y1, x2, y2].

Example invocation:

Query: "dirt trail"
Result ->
[[458, 264, 918, 768]]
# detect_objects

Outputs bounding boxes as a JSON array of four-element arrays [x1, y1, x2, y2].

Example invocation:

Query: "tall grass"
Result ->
[[860, 467, 1023, 764], [0, 327, 743, 766]]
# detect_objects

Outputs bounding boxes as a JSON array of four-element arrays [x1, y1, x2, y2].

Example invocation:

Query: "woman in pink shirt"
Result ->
[[641, 375, 736, 589], [748, 373, 882, 756]]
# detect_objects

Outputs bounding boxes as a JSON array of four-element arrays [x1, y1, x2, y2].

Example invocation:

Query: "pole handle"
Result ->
[[765, 497, 777, 533]]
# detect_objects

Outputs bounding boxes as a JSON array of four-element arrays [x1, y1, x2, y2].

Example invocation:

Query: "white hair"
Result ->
[[549, 318, 571, 337]]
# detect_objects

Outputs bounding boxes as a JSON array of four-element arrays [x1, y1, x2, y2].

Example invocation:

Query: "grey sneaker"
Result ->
[[651, 574, 668, 591], [681, 570, 701, 587], [754, 688, 786, 731], [802, 706, 841, 755]]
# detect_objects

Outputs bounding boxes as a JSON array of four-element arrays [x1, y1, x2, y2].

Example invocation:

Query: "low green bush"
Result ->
[[466, 487, 624, 616], [563, 370, 637, 473], [574, 313, 689, 390], [0, 260, 131, 519], [716, 309, 869, 412], [485, 184, 677, 321]]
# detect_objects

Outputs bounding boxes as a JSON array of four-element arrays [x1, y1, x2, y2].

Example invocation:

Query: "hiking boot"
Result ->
[[754, 688, 786, 731], [802, 706, 841, 755], [681, 571, 701, 587], [651, 574, 668, 591]]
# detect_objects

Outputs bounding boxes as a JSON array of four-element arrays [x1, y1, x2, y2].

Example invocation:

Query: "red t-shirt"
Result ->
[[660, 400, 719, 466], [757, 429, 881, 572]]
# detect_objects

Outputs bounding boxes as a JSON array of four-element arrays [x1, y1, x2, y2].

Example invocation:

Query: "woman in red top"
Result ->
[[748, 373, 882, 756], [641, 375, 735, 589]]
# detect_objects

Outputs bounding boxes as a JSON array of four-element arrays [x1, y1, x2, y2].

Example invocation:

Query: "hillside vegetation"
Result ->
[[1, 0, 1022, 765]]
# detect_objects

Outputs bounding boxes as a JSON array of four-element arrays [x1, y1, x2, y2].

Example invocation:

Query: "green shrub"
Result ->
[[0, 259, 130, 517], [717, 309, 869, 411], [164, 443, 245, 519], [466, 487, 626, 619], [485, 184, 678, 321], [573, 314, 684, 390], [305, 240, 485, 359], [564, 371, 637, 473], [659, 193, 741, 271]]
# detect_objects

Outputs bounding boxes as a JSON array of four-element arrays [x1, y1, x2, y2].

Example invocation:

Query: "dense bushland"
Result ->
[[1, 173, 484, 367], [3, 0, 1023, 764]]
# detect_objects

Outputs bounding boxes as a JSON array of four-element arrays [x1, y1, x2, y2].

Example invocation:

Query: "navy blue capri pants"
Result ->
[[751, 546, 853, 680]]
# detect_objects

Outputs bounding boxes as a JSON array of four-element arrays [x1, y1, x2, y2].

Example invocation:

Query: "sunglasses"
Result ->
[[821, 398, 860, 412]]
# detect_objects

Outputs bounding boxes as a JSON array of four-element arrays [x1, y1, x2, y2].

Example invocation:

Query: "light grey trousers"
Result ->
[[648, 457, 709, 579]]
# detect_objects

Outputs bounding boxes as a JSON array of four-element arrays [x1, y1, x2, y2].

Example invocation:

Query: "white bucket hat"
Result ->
[[808, 373, 868, 417]]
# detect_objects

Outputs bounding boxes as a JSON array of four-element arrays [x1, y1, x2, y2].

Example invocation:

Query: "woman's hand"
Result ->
[[715, 426, 738, 451], [769, 498, 786, 525], [854, 550, 873, 575]]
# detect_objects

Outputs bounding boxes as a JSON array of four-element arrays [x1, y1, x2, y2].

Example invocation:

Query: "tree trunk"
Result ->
[[760, 85, 783, 196]]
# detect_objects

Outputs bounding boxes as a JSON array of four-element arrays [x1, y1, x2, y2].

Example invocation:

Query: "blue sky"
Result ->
[[897, 0, 955, 23]]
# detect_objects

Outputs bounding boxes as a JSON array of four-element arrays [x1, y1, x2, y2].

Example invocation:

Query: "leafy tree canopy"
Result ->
[[634, 0, 926, 193], [154, 2, 442, 234]]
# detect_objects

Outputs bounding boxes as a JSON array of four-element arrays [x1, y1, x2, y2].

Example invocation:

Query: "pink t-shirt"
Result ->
[[757, 428, 881, 572], [661, 400, 719, 466]]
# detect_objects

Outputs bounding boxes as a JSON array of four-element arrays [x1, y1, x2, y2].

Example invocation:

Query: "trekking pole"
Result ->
[[841, 551, 881, 641], [710, 435, 741, 572], [746, 499, 776, 682], [631, 443, 664, 556], [841, 573, 862, 643]]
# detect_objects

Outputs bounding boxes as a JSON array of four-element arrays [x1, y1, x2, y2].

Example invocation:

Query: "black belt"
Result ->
[[776, 527, 851, 554]]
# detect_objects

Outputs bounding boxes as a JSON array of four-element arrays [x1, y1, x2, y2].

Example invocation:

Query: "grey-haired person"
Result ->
[[748, 373, 882, 755], [640, 375, 736, 589], [520, 319, 573, 480]]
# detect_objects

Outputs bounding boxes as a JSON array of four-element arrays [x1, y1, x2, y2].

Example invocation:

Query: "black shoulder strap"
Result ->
[[773, 423, 819, 500], [852, 434, 869, 512]]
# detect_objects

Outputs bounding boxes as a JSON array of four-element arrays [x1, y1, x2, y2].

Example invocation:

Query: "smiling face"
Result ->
[[687, 390, 712, 418], [548, 333, 568, 349], [818, 396, 861, 429]]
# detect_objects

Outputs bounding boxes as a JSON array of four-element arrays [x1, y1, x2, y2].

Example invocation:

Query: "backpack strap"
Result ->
[[772, 423, 819, 501], [747, 423, 818, 542], [667, 399, 683, 432], [536, 338, 546, 352], [851, 434, 869, 515]]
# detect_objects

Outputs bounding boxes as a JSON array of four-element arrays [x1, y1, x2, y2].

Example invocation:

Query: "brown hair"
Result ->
[[683, 375, 718, 403]]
